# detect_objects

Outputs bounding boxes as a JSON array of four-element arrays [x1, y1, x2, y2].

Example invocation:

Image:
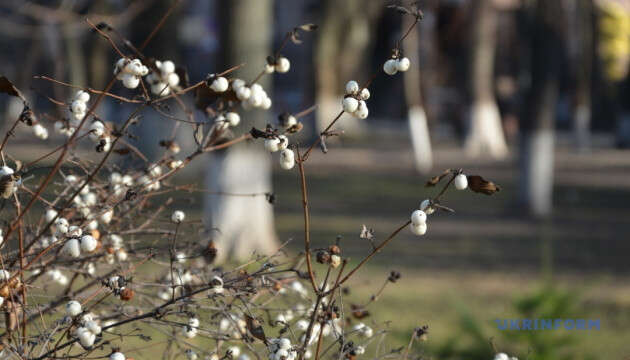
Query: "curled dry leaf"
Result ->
[[466, 175, 501, 195], [0, 76, 24, 100], [425, 169, 452, 187]]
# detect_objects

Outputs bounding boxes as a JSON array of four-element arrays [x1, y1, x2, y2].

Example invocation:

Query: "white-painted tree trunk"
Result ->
[[204, 146, 277, 263], [203, 0, 277, 263], [519, 130, 555, 217], [465, 101, 508, 158], [465, 0, 509, 159], [407, 106, 433, 173]]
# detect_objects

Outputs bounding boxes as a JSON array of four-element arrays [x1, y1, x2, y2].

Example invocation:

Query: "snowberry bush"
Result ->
[[0, 3, 506, 360]]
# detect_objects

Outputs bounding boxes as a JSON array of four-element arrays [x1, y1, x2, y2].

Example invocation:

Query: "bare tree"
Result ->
[[519, 0, 565, 217], [204, 0, 278, 262], [465, 0, 509, 158]]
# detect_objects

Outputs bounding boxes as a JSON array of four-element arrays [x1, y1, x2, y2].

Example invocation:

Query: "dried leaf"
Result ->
[[0, 76, 23, 99], [467, 175, 501, 195], [245, 315, 268, 345], [290, 32, 302, 44], [265, 192, 276, 205], [249, 127, 269, 139], [299, 23, 318, 31], [113, 148, 131, 155], [425, 169, 452, 187], [0, 174, 19, 199], [195, 84, 218, 111], [266, 55, 276, 66], [387, 5, 412, 15], [319, 135, 328, 154], [194, 124, 204, 146], [350, 304, 370, 319]]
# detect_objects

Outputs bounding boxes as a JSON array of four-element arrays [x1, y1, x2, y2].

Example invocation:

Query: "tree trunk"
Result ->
[[315, 0, 381, 136], [402, 11, 432, 173], [465, 0, 508, 158], [519, 0, 564, 217], [571, 0, 593, 151], [204, 0, 277, 263]]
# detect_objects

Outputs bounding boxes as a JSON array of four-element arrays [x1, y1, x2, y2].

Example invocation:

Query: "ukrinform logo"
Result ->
[[494, 319, 600, 331]]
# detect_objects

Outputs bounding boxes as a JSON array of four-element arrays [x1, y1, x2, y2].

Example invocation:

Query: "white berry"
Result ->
[[342, 97, 359, 113], [410, 222, 427, 236], [280, 149, 295, 170], [360, 88, 370, 100], [454, 174, 468, 190], [62, 239, 81, 258], [80, 235, 97, 252], [383, 59, 398, 75], [410, 210, 427, 226], [66, 300, 82, 316], [171, 210, 185, 223], [110, 352, 126, 360], [275, 57, 291, 73], [210, 77, 229, 92], [121, 74, 140, 89], [345, 80, 359, 95], [225, 112, 240, 127], [264, 138, 281, 152], [396, 57, 410, 72]]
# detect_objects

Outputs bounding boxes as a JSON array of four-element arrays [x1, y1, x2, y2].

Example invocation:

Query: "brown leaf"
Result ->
[[245, 315, 268, 345], [467, 175, 501, 195], [113, 148, 131, 155], [0, 76, 23, 100], [350, 304, 370, 319], [194, 84, 218, 111]]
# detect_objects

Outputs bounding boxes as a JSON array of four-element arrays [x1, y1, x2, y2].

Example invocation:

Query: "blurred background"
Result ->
[[1, 0, 630, 358]]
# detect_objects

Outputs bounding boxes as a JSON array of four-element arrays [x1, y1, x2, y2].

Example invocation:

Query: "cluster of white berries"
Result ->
[[74, 312, 103, 348], [32, 122, 48, 140], [409, 200, 431, 236], [264, 134, 295, 170], [157, 268, 194, 300], [267, 338, 297, 360], [60, 233, 97, 258], [215, 111, 241, 131], [137, 163, 163, 191], [383, 56, 410, 75], [341, 81, 370, 119], [494, 353, 518, 360], [114, 58, 149, 89], [146, 60, 180, 95], [351, 322, 374, 338], [264, 56, 291, 74], [46, 269, 69, 286], [54, 91, 91, 137], [219, 315, 247, 339], [209, 76, 272, 110], [183, 317, 200, 338], [109, 172, 134, 197]]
